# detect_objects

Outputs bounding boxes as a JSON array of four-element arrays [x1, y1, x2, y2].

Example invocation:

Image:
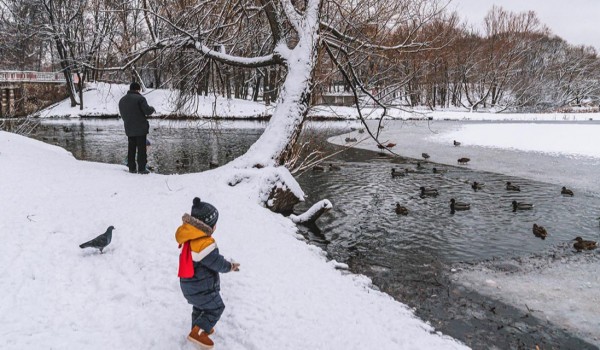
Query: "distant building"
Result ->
[[313, 92, 356, 106]]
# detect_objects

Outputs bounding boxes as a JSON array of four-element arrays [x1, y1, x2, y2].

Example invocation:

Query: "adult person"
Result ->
[[118, 82, 155, 174]]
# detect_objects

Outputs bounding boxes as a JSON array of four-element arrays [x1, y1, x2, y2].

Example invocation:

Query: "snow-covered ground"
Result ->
[[433, 123, 600, 159], [330, 120, 600, 194], [0, 131, 467, 349], [36, 82, 600, 123], [37, 82, 271, 119], [455, 256, 600, 346], [329, 120, 600, 346], [309, 105, 600, 121]]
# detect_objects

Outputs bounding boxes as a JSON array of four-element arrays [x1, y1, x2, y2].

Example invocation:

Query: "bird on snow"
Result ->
[[457, 157, 470, 165], [453, 140, 461, 146], [422, 153, 430, 160], [79, 226, 115, 254]]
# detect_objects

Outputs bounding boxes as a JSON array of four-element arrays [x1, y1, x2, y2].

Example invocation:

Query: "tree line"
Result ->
[[1, 0, 598, 113]]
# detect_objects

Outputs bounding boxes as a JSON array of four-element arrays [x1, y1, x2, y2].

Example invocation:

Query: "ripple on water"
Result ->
[[297, 159, 600, 267]]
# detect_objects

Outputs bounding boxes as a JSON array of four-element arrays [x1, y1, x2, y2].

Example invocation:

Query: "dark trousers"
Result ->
[[191, 295, 225, 333], [127, 135, 147, 172]]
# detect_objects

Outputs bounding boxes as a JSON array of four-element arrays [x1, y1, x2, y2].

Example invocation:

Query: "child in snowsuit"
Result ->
[[175, 197, 240, 349]]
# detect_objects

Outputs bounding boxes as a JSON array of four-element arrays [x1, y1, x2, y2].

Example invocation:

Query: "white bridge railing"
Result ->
[[0, 71, 66, 83]]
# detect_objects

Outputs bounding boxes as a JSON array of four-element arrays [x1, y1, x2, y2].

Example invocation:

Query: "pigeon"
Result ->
[[80, 226, 115, 254]]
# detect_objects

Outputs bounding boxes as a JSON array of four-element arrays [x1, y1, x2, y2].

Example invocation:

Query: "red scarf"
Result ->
[[178, 242, 194, 278]]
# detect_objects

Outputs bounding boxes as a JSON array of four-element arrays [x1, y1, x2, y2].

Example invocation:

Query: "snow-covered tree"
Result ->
[[93, 0, 447, 210]]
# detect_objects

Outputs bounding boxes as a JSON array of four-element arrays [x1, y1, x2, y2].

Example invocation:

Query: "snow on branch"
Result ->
[[290, 200, 333, 224], [321, 21, 429, 52], [280, 0, 303, 33], [226, 165, 305, 213]]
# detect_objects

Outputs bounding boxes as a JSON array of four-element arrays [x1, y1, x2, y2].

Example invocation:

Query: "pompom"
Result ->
[[193, 197, 201, 207]]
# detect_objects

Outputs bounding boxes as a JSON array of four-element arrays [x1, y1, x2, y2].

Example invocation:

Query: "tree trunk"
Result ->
[[231, 52, 318, 168], [225, 1, 321, 212]]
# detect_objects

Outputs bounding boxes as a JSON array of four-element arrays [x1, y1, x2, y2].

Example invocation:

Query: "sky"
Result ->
[[451, 0, 600, 52]]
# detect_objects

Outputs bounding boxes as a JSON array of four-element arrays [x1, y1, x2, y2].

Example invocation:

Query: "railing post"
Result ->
[[8, 87, 15, 116], [0, 88, 6, 117]]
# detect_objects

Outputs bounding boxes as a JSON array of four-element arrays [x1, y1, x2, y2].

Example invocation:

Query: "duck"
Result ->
[[471, 181, 484, 191], [450, 198, 470, 212], [458, 157, 470, 165], [506, 182, 521, 191], [573, 237, 598, 252], [420, 186, 439, 197], [453, 140, 461, 146], [561, 186, 574, 196], [422, 153, 430, 160], [391, 168, 405, 178], [328, 163, 341, 171], [532, 224, 548, 239], [345, 137, 357, 143], [395, 203, 409, 215], [432, 167, 448, 174], [512, 200, 533, 212], [312, 165, 325, 172]]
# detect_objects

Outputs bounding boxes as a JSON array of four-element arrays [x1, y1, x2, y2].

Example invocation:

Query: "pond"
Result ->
[[27, 118, 599, 349]]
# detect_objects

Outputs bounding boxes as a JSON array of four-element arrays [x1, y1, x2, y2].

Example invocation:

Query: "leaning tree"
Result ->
[[98, 0, 449, 212]]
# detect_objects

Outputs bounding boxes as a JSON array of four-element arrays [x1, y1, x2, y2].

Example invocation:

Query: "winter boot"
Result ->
[[187, 326, 214, 349]]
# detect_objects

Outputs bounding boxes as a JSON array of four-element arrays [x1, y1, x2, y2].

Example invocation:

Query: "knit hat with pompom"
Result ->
[[191, 197, 219, 228]]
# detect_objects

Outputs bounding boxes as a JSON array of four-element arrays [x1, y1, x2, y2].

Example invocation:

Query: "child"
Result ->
[[175, 197, 239, 349]]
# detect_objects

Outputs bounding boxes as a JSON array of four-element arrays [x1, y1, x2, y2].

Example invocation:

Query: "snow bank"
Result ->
[[431, 123, 600, 159], [329, 120, 600, 194], [309, 105, 600, 122], [0, 131, 467, 349], [453, 254, 600, 346], [36, 82, 271, 119], [38, 82, 599, 122]]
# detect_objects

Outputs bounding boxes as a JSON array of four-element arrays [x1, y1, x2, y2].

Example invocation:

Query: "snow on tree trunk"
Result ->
[[225, 0, 322, 213]]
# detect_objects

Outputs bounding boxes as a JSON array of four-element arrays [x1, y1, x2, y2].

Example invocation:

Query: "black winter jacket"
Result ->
[[118, 91, 155, 136], [180, 248, 232, 307]]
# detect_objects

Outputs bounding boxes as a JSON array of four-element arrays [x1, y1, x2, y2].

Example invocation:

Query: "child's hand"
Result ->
[[231, 262, 240, 272]]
